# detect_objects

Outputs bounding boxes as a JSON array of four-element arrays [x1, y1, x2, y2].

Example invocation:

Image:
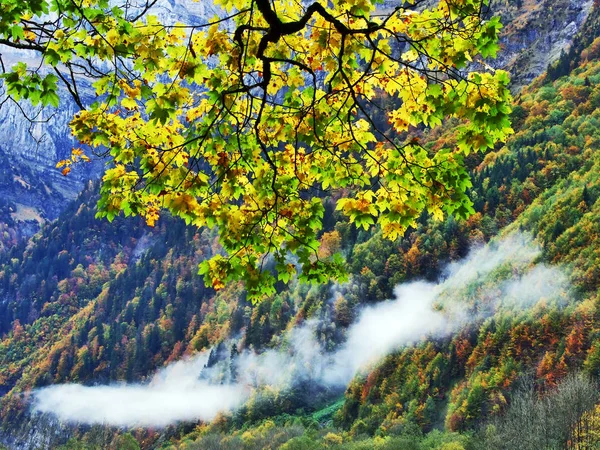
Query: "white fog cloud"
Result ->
[[34, 354, 248, 427], [32, 233, 570, 427]]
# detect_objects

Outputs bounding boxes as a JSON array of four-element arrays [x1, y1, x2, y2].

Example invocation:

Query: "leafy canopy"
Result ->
[[0, 0, 512, 300]]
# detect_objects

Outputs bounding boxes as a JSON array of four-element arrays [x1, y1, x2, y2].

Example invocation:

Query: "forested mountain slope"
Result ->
[[3, 1, 600, 450]]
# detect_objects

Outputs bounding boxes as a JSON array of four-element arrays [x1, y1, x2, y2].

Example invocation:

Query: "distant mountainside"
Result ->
[[0, 101, 103, 242], [491, 0, 593, 89], [0, 0, 221, 245]]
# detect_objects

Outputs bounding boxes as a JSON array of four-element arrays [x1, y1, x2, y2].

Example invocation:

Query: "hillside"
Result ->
[[2, 1, 600, 450]]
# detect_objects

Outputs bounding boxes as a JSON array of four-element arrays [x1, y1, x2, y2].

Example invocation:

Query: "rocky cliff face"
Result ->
[[380, 0, 593, 89], [0, 412, 70, 450], [0, 97, 104, 247], [0, 0, 218, 240], [0, 99, 102, 210], [490, 0, 594, 90]]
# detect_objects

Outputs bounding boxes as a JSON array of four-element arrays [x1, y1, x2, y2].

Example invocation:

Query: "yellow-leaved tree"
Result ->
[[0, 0, 512, 300]]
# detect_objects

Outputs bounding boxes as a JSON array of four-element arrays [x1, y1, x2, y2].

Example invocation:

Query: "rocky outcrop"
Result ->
[[0, 100, 102, 208], [0, 98, 103, 245], [0, 0, 221, 240], [490, 0, 594, 90], [377, 0, 593, 91], [0, 412, 70, 450]]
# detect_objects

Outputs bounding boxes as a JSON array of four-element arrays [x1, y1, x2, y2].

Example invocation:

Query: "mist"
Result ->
[[33, 353, 248, 427], [32, 232, 570, 427]]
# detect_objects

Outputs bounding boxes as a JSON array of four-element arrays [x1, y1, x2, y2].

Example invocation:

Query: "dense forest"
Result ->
[[2, 0, 600, 449]]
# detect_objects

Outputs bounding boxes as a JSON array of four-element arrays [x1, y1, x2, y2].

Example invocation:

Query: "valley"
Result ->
[[1, 1, 600, 449]]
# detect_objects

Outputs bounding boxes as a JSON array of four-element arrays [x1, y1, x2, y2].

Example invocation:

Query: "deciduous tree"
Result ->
[[0, 0, 512, 299]]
